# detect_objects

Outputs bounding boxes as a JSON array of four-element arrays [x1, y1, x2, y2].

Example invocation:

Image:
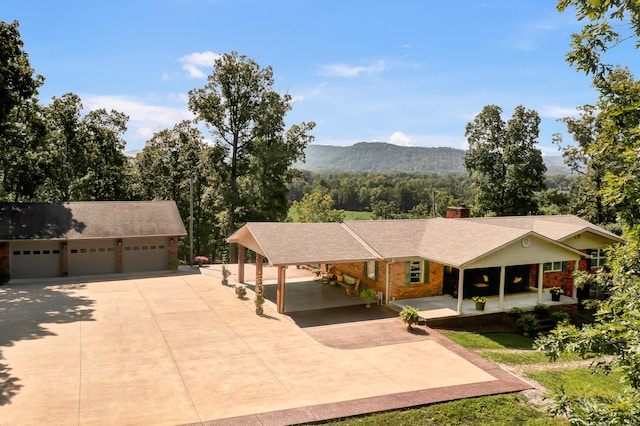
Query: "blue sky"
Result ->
[[4, 0, 638, 154]]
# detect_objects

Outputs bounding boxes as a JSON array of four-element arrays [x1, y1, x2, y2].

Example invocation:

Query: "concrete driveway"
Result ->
[[0, 269, 529, 425]]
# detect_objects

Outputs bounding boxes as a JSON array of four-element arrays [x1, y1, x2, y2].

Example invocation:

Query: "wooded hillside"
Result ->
[[294, 142, 571, 174]]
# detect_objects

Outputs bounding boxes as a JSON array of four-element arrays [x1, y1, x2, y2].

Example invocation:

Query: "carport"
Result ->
[[227, 222, 381, 313]]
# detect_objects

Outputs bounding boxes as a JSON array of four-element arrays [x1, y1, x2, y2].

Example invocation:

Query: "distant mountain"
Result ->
[[295, 142, 571, 174]]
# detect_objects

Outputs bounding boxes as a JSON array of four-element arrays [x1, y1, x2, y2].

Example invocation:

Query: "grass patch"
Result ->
[[344, 210, 372, 220], [442, 332, 582, 365], [442, 332, 535, 350], [478, 350, 580, 365], [319, 394, 568, 425], [526, 367, 623, 400]]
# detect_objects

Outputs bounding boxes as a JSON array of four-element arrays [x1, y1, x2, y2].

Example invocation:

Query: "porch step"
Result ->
[[534, 316, 555, 333]]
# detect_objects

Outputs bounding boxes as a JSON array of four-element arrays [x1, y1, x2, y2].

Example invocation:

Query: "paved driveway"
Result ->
[[0, 270, 529, 425]]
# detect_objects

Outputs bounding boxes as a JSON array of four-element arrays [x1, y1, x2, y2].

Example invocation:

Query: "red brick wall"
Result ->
[[330, 260, 445, 301], [446, 207, 471, 218]]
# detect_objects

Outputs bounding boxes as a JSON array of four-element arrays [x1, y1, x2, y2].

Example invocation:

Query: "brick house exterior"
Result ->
[[228, 211, 623, 314]]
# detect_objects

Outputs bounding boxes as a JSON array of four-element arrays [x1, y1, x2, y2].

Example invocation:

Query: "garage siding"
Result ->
[[10, 241, 62, 278], [122, 237, 168, 273], [68, 240, 117, 276]]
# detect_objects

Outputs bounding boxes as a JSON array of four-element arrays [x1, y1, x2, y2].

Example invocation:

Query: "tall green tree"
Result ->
[[188, 51, 314, 236], [290, 192, 344, 223], [553, 105, 617, 225], [0, 20, 46, 200], [133, 121, 222, 259], [463, 105, 546, 216], [534, 2, 640, 424]]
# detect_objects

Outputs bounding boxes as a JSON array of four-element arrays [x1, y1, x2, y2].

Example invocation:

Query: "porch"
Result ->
[[389, 291, 577, 320]]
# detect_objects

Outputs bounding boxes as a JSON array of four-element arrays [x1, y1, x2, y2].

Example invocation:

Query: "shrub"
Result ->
[[400, 306, 420, 329], [0, 268, 9, 285], [551, 310, 571, 325], [510, 307, 524, 317], [516, 313, 539, 334], [472, 296, 487, 304], [534, 303, 550, 313]]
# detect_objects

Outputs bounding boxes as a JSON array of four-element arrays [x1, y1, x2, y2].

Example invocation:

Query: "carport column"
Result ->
[[237, 245, 245, 283], [537, 263, 544, 302], [60, 241, 69, 277], [498, 265, 506, 309], [116, 239, 123, 273], [276, 265, 286, 313], [456, 268, 464, 314], [256, 253, 264, 282]]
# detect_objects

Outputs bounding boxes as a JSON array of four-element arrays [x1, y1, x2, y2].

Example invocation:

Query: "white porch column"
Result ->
[[537, 263, 544, 303], [499, 265, 506, 309], [456, 268, 464, 314], [573, 260, 579, 299]]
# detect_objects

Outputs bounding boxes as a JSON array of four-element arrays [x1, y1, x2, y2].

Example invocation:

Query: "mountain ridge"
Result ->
[[295, 142, 570, 174]]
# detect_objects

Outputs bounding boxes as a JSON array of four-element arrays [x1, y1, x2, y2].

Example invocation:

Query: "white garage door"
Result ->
[[10, 241, 62, 278], [68, 240, 117, 276], [122, 237, 168, 273]]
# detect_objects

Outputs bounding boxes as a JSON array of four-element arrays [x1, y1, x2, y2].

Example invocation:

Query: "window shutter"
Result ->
[[586, 249, 592, 269], [424, 261, 430, 283], [374, 261, 378, 282], [404, 261, 411, 285], [561, 261, 567, 272], [363, 262, 368, 277]]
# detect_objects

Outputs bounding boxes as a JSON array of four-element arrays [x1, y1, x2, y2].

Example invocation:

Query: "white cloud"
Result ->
[[82, 95, 194, 149], [539, 106, 579, 119], [321, 60, 386, 78], [389, 131, 412, 147], [179, 51, 221, 78]]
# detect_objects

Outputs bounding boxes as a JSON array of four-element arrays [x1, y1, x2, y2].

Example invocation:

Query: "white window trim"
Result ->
[[543, 261, 564, 273]]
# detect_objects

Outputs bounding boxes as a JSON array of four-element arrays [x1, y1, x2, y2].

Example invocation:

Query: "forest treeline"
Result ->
[[287, 170, 575, 218]]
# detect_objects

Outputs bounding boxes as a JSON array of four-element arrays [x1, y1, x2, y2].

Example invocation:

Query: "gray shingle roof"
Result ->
[[0, 201, 187, 241], [228, 215, 622, 267]]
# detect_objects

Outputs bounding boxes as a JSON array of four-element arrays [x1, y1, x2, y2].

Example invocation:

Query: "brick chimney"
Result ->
[[446, 206, 471, 219]]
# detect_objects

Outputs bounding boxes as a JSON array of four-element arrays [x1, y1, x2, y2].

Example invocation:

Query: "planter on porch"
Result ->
[[550, 287, 563, 302], [472, 296, 486, 311]]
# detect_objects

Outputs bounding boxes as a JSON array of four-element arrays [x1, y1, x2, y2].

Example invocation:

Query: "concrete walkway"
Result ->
[[0, 269, 529, 425]]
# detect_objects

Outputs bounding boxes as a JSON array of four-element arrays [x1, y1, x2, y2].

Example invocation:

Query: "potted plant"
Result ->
[[516, 313, 539, 336], [235, 284, 246, 298], [472, 296, 487, 310], [399, 306, 420, 330], [360, 288, 377, 308], [193, 255, 208, 267], [168, 258, 183, 271], [221, 264, 230, 285], [254, 273, 265, 315], [550, 286, 563, 301]]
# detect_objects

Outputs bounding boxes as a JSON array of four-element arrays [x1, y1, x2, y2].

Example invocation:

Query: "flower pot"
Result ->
[[255, 306, 263, 315], [551, 292, 561, 301], [235, 286, 246, 298], [475, 302, 485, 311], [221, 279, 228, 286]]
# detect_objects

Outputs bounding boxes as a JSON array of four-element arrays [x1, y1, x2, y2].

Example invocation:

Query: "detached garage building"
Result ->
[[0, 201, 186, 279]]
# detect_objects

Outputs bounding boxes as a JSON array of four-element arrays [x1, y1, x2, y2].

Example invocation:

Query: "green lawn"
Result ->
[[320, 394, 568, 425], [526, 368, 623, 400]]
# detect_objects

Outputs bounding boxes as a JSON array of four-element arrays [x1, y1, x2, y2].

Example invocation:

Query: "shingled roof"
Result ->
[[0, 201, 187, 241], [228, 215, 623, 267]]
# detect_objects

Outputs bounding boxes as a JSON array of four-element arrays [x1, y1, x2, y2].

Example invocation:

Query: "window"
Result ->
[[364, 260, 378, 281], [406, 260, 430, 284], [543, 261, 565, 273], [591, 248, 607, 269]]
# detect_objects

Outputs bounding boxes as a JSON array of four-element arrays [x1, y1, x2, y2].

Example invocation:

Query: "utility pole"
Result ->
[[189, 174, 194, 267]]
